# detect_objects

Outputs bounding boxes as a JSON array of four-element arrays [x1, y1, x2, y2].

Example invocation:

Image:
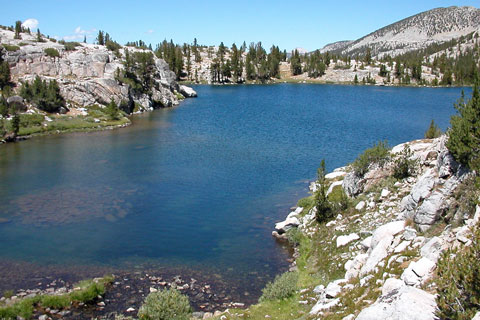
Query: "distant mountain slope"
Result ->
[[318, 40, 353, 54], [337, 6, 480, 58]]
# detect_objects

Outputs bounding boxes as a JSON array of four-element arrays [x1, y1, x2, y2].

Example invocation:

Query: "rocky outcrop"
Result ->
[[356, 282, 437, 320], [273, 135, 475, 319], [0, 28, 195, 113]]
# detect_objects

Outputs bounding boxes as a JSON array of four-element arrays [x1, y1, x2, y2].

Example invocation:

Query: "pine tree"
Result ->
[[0, 50, 11, 90], [83, 35, 87, 43], [354, 74, 359, 84], [424, 119, 442, 139], [105, 99, 119, 120], [96, 31, 105, 45], [315, 159, 333, 223], [446, 78, 480, 171], [36, 29, 43, 42], [14, 21, 22, 39]]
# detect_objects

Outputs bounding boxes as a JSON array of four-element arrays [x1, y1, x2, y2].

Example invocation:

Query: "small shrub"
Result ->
[[424, 119, 442, 139], [392, 145, 418, 179], [328, 185, 350, 211], [69, 280, 105, 303], [259, 271, 298, 302], [2, 44, 20, 52], [106, 40, 121, 52], [63, 42, 80, 51], [286, 227, 302, 246], [352, 140, 390, 177], [436, 228, 480, 320], [40, 295, 70, 309], [44, 48, 60, 58], [137, 288, 191, 320]]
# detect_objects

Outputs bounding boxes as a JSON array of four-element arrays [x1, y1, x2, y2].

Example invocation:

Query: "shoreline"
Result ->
[[0, 258, 264, 319], [181, 79, 473, 88]]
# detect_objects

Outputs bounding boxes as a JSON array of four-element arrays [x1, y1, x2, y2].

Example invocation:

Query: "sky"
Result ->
[[1, 0, 479, 52]]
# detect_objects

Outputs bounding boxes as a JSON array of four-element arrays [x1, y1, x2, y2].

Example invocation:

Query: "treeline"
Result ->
[[290, 50, 334, 78], [380, 31, 480, 85]]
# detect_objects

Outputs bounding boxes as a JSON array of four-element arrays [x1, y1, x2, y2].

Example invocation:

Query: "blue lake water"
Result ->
[[0, 84, 469, 295]]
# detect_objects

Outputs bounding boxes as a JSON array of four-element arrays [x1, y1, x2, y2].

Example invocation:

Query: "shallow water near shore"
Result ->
[[0, 84, 469, 303]]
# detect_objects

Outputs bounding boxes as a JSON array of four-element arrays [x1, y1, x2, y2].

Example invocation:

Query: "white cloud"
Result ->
[[146, 29, 154, 34], [22, 18, 39, 30], [63, 26, 96, 41]]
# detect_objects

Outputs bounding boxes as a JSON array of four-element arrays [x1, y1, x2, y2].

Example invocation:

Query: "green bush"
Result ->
[[286, 227, 302, 246], [424, 119, 442, 139], [44, 48, 60, 58], [63, 41, 80, 51], [352, 140, 390, 177], [392, 145, 418, 179], [106, 40, 122, 52], [447, 81, 480, 171], [137, 288, 191, 320], [259, 272, 298, 302], [2, 44, 20, 52], [436, 228, 480, 320], [69, 280, 106, 302]]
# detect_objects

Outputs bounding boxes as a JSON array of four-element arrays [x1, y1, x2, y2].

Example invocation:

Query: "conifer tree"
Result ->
[[14, 21, 22, 39], [447, 78, 480, 171]]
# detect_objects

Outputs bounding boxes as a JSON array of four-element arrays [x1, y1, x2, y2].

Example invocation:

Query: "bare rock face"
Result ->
[[1, 28, 192, 112], [356, 284, 437, 320]]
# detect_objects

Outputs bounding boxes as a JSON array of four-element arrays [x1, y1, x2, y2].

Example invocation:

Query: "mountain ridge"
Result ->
[[319, 6, 480, 58]]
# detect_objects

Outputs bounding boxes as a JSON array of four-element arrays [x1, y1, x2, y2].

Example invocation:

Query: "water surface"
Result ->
[[0, 84, 468, 296]]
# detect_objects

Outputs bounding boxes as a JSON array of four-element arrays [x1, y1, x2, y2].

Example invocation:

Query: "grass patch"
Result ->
[[297, 195, 314, 215], [218, 296, 308, 320], [0, 276, 113, 319], [2, 44, 20, 52], [15, 115, 130, 137]]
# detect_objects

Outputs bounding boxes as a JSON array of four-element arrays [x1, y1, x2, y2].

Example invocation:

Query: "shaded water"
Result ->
[[0, 84, 468, 298]]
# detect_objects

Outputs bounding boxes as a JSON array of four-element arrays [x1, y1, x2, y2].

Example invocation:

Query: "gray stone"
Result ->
[[355, 201, 366, 211], [356, 285, 437, 320], [325, 281, 342, 298], [7, 95, 26, 112], [179, 85, 197, 98], [420, 237, 443, 262], [414, 192, 446, 230], [382, 278, 404, 296], [437, 149, 459, 178], [411, 257, 436, 278], [309, 298, 340, 314], [336, 233, 360, 247], [402, 227, 417, 241], [274, 217, 300, 234], [342, 172, 365, 197]]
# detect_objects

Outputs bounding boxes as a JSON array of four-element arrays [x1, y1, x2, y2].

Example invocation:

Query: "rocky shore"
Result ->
[[270, 135, 479, 319], [0, 27, 197, 143], [0, 261, 254, 320]]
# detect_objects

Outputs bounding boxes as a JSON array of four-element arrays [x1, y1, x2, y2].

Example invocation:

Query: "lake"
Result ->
[[0, 84, 469, 300]]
